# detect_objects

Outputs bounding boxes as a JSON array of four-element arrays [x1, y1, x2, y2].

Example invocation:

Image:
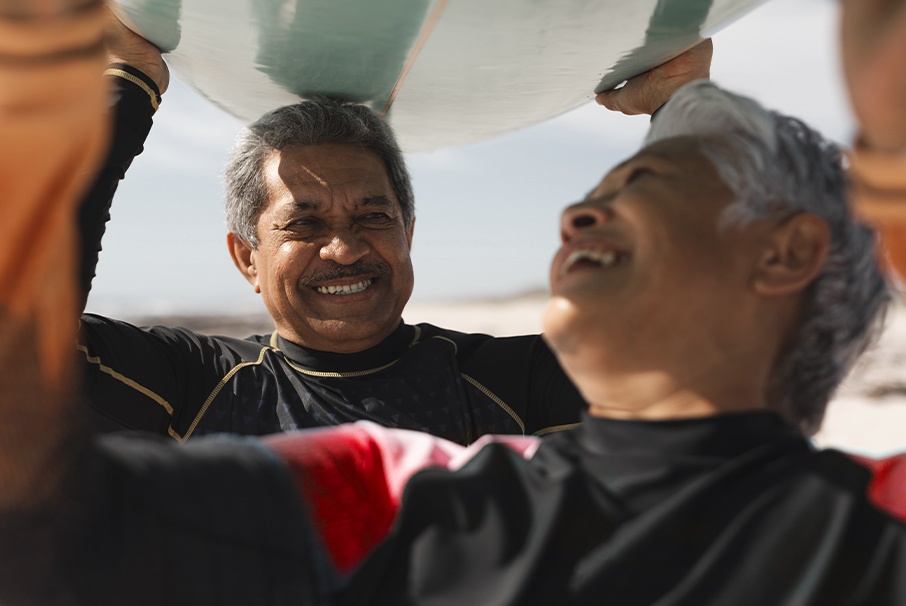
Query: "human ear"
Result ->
[[753, 213, 830, 297], [227, 232, 260, 293]]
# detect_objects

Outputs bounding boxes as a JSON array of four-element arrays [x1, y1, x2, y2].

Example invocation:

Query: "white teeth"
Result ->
[[316, 279, 373, 295], [560, 249, 620, 277]]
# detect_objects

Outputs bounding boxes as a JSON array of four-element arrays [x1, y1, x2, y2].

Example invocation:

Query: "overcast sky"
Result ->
[[85, 0, 853, 317]]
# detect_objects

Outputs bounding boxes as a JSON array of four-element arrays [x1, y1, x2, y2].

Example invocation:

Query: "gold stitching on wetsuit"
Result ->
[[532, 422, 580, 436], [271, 326, 413, 377], [179, 346, 272, 443], [431, 335, 458, 354], [77, 343, 175, 416], [104, 67, 160, 111], [461, 373, 525, 434], [282, 357, 400, 378], [408, 325, 422, 347]]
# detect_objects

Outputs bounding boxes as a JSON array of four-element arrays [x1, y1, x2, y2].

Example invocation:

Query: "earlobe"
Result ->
[[227, 232, 261, 293], [753, 213, 830, 297]]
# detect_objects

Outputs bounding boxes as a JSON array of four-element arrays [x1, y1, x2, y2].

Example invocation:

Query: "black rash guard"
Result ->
[[78, 69, 585, 444], [345, 412, 906, 605]]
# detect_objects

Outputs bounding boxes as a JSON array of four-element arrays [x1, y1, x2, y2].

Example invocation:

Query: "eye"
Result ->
[[626, 166, 654, 184], [284, 217, 325, 234], [359, 212, 394, 225], [288, 217, 318, 228]]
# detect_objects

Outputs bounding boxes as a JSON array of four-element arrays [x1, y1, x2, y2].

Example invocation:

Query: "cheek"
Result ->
[[262, 242, 318, 284], [375, 232, 414, 267]]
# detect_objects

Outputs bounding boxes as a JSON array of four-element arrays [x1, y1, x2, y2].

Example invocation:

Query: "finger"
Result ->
[[595, 89, 621, 110]]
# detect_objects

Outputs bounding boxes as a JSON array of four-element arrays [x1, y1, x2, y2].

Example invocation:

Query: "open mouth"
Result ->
[[314, 279, 373, 295], [559, 249, 628, 277]]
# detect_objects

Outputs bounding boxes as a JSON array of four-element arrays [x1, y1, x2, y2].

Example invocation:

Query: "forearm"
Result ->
[[0, 1, 107, 382], [0, 0, 106, 519], [848, 144, 906, 280], [78, 64, 159, 306]]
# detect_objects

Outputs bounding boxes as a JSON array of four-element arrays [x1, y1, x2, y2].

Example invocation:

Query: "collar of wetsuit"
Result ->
[[537, 410, 813, 518], [274, 321, 416, 373], [575, 410, 805, 460]]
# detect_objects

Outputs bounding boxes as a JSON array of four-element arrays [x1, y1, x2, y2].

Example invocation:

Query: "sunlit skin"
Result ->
[[229, 143, 415, 353], [543, 137, 829, 421]]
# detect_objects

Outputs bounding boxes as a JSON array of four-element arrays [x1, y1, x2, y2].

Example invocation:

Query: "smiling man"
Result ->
[[80, 89, 584, 444], [306, 80, 906, 604], [227, 141, 415, 353]]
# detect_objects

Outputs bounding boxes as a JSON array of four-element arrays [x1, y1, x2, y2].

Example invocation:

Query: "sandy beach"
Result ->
[[129, 293, 906, 458]]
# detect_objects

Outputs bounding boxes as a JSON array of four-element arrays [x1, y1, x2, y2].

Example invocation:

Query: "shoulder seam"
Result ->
[[532, 422, 581, 437], [78, 342, 186, 441], [461, 373, 525, 433], [431, 335, 458, 355], [179, 345, 273, 442], [77, 342, 175, 416]]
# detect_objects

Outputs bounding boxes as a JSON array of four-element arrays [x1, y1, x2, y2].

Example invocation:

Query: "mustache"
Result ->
[[300, 261, 392, 286]]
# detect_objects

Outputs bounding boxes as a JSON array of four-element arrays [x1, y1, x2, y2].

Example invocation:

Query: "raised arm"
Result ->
[[77, 7, 167, 307], [0, 0, 109, 599]]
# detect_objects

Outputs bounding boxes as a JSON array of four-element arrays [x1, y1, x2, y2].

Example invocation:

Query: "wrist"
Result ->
[[106, 53, 167, 93], [105, 62, 161, 112], [848, 137, 906, 224]]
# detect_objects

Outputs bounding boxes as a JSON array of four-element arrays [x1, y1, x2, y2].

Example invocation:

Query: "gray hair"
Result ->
[[647, 80, 891, 434], [224, 98, 414, 247]]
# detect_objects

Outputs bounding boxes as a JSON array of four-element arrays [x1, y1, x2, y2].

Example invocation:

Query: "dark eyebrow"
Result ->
[[283, 195, 396, 214], [289, 199, 321, 212], [359, 195, 395, 210]]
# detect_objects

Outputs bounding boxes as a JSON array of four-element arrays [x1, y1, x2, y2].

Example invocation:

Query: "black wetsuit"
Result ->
[[348, 412, 906, 605], [36, 412, 906, 605], [78, 69, 584, 444]]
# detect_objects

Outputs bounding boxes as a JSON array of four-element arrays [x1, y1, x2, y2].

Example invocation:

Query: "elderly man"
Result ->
[[77, 16, 710, 443], [4, 19, 906, 597]]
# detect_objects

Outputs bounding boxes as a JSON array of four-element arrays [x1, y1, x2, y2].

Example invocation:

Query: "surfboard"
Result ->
[[109, 0, 769, 152]]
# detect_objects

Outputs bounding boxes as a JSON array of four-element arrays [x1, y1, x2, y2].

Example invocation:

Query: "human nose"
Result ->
[[559, 200, 612, 243], [320, 229, 369, 265]]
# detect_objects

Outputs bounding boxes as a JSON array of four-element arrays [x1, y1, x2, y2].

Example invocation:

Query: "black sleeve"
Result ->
[[78, 314, 231, 436], [459, 335, 586, 435], [78, 64, 158, 309], [59, 434, 331, 605]]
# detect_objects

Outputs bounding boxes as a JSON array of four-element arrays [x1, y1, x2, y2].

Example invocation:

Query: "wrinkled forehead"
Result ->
[[263, 143, 396, 199], [586, 136, 718, 199]]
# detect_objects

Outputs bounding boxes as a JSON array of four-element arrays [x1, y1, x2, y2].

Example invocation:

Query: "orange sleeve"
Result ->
[[0, 4, 109, 380], [848, 146, 906, 283]]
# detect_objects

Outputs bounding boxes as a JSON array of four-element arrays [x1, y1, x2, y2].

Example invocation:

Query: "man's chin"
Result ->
[[542, 295, 584, 354]]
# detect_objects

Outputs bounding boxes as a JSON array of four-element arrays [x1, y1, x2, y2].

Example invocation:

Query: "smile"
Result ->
[[315, 279, 373, 295], [559, 248, 627, 277]]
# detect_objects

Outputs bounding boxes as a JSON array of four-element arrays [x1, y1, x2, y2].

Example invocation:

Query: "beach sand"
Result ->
[[129, 293, 906, 458]]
